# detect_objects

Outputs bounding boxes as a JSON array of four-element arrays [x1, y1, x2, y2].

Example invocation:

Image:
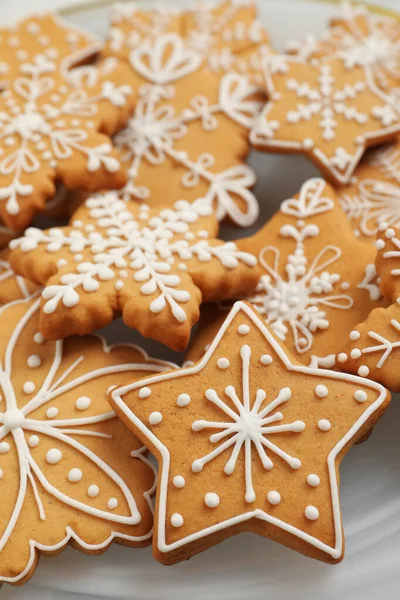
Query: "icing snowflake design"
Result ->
[[340, 143, 400, 239], [191, 345, 305, 503], [0, 53, 133, 229], [251, 55, 400, 185], [110, 33, 262, 226], [10, 193, 257, 347], [0, 296, 174, 583]]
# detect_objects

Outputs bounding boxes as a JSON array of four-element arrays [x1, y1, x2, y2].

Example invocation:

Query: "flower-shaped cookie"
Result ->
[[186, 178, 387, 368], [0, 13, 101, 90], [103, 21, 264, 225], [110, 301, 389, 565], [0, 50, 135, 233], [0, 248, 38, 304], [251, 54, 400, 185], [9, 193, 259, 350], [287, 3, 400, 98], [339, 140, 400, 243], [0, 295, 176, 584]]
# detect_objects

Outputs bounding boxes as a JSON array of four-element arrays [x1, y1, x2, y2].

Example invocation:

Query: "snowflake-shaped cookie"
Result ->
[[251, 54, 400, 185], [287, 3, 400, 98], [110, 301, 389, 565], [339, 140, 400, 242], [0, 248, 38, 304], [344, 222, 400, 390], [9, 193, 259, 350], [186, 178, 387, 368], [0, 295, 177, 584], [0, 50, 135, 233], [102, 21, 264, 225], [0, 13, 101, 91]]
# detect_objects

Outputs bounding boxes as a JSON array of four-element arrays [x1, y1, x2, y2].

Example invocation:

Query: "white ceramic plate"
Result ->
[[3, 1, 400, 598]]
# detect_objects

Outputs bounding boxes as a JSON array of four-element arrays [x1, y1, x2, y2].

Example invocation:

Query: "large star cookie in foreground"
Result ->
[[0, 295, 175, 585], [251, 54, 400, 185], [9, 194, 259, 350], [110, 301, 389, 565]]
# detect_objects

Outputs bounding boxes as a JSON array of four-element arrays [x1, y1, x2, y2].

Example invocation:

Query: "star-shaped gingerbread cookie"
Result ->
[[8, 193, 259, 350], [186, 178, 388, 368], [0, 248, 38, 304], [110, 300, 389, 565], [251, 54, 400, 185]]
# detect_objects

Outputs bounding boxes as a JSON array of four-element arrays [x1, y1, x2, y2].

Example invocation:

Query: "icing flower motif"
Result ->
[[103, 30, 263, 227], [0, 295, 176, 584], [339, 141, 400, 242], [0, 50, 135, 233], [8, 193, 259, 350], [0, 248, 38, 304], [251, 54, 400, 185], [110, 301, 389, 565]]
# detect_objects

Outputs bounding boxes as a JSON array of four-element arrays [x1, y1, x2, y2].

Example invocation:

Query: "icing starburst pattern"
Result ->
[[191, 344, 305, 503]]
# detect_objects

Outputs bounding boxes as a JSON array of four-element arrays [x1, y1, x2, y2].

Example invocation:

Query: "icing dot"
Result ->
[[305, 505, 319, 520], [358, 365, 369, 377], [27, 354, 41, 368], [139, 387, 151, 399], [68, 468, 83, 482], [173, 476, 185, 488], [0, 442, 10, 454], [217, 358, 230, 369], [75, 396, 91, 411], [260, 354, 273, 365], [315, 385, 328, 398], [149, 411, 162, 425], [350, 330, 360, 341], [307, 474, 320, 487], [204, 492, 220, 508], [88, 484, 99, 497], [341, 282, 350, 290], [350, 348, 362, 359], [23, 381, 36, 394], [337, 353, 348, 363], [386, 227, 395, 239], [317, 419, 331, 432], [33, 332, 44, 344], [46, 406, 59, 419], [108, 498, 118, 510], [176, 393, 191, 407], [267, 490, 281, 505], [354, 390, 367, 403], [376, 239, 385, 250], [28, 435, 39, 448], [46, 448, 62, 464], [115, 280, 124, 291], [238, 324, 250, 335], [171, 513, 184, 527]]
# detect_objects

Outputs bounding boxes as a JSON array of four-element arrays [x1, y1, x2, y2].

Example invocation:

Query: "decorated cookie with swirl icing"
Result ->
[[185, 178, 388, 369], [110, 300, 389, 565], [250, 53, 400, 186], [0, 294, 176, 585], [8, 193, 259, 350]]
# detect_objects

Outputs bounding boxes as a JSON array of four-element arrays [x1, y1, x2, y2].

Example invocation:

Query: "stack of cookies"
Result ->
[[0, 0, 399, 585]]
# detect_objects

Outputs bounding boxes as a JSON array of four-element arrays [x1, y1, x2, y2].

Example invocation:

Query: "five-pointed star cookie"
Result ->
[[0, 50, 135, 233], [8, 193, 259, 350], [287, 2, 400, 99], [0, 13, 101, 91], [250, 54, 400, 185], [101, 8, 266, 226], [185, 178, 388, 368], [0, 295, 176, 584], [0, 248, 38, 304], [110, 300, 389, 565], [339, 140, 400, 243], [343, 222, 400, 390]]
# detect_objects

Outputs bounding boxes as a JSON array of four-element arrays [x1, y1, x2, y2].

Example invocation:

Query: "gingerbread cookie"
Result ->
[[186, 178, 388, 368], [103, 14, 264, 226], [287, 3, 400, 99], [250, 54, 400, 185], [0, 13, 101, 91], [343, 222, 400, 390], [0, 294, 176, 584], [0, 46, 135, 233], [110, 300, 390, 565], [339, 140, 400, 243], [9, 193, 259, 350], [0, 248, 38, 304]]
